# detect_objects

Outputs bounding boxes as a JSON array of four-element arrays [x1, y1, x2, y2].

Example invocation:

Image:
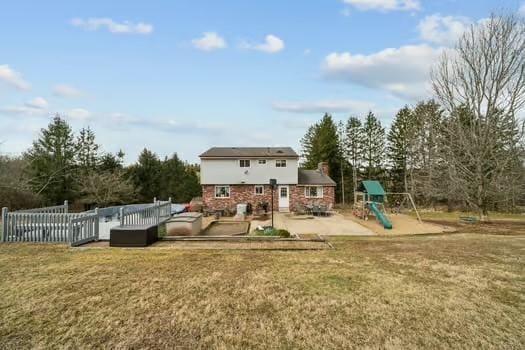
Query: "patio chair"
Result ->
[[319, 205, 328, 216], [305, 204, 314, 215], [325, 203, 336, 216], [312, 205, 321, 216]]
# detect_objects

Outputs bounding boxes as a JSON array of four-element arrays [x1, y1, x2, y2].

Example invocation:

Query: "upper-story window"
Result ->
[[276, 159, 287, 167], [258, 159, 266, 165], [239, 159, 251, 167]]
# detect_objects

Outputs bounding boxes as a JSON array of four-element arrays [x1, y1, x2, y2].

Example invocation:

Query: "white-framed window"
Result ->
[[239, 159, 251, 167], [258, 159, 266, 165], [254, 185, 264, 195], [276, 159, 287, 167], [305, 186, 323, 198], [215, 185, 230, 198]]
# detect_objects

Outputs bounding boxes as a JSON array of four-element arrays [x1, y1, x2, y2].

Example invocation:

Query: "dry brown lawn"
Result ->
[[1, 224, 524, 349]]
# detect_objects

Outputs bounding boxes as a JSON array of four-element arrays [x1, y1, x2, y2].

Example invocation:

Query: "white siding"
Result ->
[[200, 158, 298, 184]]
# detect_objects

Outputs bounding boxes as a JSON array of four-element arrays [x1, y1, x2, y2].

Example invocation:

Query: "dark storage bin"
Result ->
[[110, 224, 158, 247]]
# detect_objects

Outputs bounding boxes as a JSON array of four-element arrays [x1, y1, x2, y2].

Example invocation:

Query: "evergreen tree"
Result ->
[[129, 148, 162, 202], [26, 115, 77, 204], [412, 100, 444, 204], [99, 150, 125, 173], [387, 106, 415, 193], [362, 111, 385, 180], [76, 127, 100, 171], [159, 154, 201, 202], [301, 113, 344, 201], [345, 116, 364, 196]]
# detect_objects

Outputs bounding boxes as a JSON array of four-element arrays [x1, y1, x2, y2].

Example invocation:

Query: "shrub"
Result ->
[[254, 227, 291, 238]]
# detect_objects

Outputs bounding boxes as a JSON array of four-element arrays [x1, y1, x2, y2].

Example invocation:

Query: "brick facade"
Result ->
[[202, 184, 335, 213]]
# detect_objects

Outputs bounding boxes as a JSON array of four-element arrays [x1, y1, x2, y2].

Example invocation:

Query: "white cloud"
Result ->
[[53, 84, 86, 98], [0, 105, 47, 117], [66, 108, 92, 120], [272, 99, 375, 114], [418, 14, 471, 46], [342, 0, 420, 12], [191, 32, 227, 51], [0, 65, 31, 90], [24, 97, 48, 109], [323, 44, 443, 100], [70, 18, 153, 35], [242, 34, 285, 53]]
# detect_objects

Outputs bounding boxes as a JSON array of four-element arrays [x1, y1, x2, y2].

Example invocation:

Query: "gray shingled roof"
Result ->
[[298, 169, 336, 186], [200, 147, 298, 158]]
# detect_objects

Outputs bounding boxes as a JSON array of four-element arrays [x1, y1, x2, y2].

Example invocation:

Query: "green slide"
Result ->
[[368, 202, 393, 229]]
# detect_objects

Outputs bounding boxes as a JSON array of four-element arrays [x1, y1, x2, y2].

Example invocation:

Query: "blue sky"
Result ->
[[1, 0, 524, 162]]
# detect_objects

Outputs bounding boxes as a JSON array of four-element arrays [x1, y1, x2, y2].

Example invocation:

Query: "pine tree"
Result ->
[[387, 106, 415, 193], [159, 154, 201, 202], [362, 111, 385, 180], [345, 116, 364, 196], [129, 148, 162, 202], [300, 113, 344, 201], [412, 100, 443, 204], [76, 127, 100, 171], [26, 114, 77, 204], [99, 150, 125, 173]]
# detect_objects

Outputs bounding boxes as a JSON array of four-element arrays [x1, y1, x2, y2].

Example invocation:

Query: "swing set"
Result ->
[[353, 180, 422, 229]]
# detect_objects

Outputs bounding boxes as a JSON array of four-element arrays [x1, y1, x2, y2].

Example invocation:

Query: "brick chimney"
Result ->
[[318, 162, 329, 176]]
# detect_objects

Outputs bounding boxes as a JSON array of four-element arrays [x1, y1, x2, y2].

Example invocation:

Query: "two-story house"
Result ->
[[199, 147, 336, 213]]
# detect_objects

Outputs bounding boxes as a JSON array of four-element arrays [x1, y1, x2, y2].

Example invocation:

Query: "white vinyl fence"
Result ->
[[120, 200, 172, 226], [1, 210, 90, 244], [1, 199, 174, 246], [69, 211, 99, 247]]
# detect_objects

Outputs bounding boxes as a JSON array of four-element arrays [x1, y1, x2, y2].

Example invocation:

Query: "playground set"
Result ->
[[353, 180, 421, 230]]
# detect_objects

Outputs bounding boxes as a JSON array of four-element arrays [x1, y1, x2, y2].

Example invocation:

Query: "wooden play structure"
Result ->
[[353, 180, 422, 230]]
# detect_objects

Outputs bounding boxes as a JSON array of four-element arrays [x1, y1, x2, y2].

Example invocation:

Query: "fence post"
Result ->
[[168, 197, 172, 204], [156, 201, 160, 225], [2, 207, 8, 242], [64, 200, 69, 213], [68, 218, 73, 245], [94, 208, 99, 241], [119, 207, 124, 226], [153, 197, 157, 203]]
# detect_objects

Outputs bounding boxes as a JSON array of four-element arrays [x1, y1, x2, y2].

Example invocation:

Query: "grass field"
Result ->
[[1, 223, 524, 349]]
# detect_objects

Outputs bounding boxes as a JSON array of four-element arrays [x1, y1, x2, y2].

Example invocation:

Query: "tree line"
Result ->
[[301, 14, 525, 218], [0, 115, 201, 210]]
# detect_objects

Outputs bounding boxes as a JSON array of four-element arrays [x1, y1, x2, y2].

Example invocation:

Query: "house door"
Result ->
[[278, 185, 289, 211]]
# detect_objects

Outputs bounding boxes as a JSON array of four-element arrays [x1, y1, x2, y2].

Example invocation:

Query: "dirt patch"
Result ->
[[341, 212, 454, 235], [200, 221, 250, 236]]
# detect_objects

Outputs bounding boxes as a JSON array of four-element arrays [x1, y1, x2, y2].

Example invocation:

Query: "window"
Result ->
[[254, 185, 264, 195], [239, 159, 251, 167], [215, 185, 230, 198], [258, 159, 266, 165], [275, 159, 287, 167], [305, 186, 323, 198]]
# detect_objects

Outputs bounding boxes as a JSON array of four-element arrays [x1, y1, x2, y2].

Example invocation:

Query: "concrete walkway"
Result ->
[[252, 212, 374, 236]]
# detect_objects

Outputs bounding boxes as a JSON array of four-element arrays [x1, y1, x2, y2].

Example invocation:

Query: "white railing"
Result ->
[[16, 200, 69, 214], [69, 211, 99, 247], [1, 209, 84, 243], [120, 200, 172, 227]]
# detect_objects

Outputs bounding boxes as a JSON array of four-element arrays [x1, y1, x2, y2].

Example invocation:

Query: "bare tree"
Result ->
[[431, 13, 525, 219], [78, 171, 136, 208]]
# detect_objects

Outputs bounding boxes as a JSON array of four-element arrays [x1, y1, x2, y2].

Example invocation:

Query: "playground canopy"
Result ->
[[358, 180, 386, 196]]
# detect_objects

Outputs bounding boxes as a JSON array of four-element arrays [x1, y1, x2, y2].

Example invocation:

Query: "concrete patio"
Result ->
[[252, 212, 375, 236]]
